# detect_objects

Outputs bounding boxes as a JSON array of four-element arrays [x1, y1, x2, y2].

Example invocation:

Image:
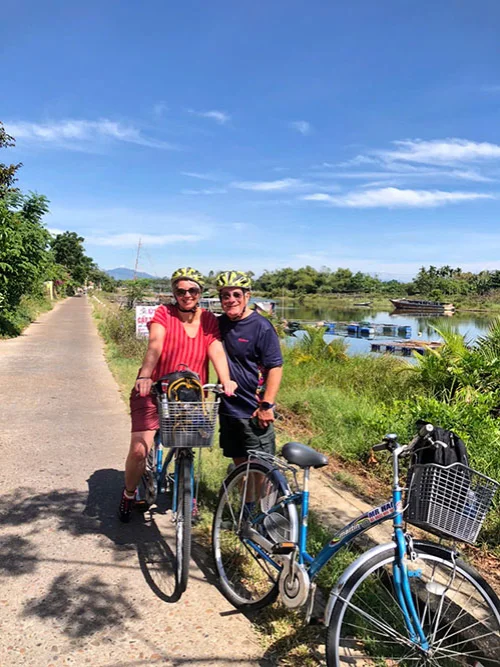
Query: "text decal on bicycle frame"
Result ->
[[329, 501, 394, 545], [368, 501, 394, 522]]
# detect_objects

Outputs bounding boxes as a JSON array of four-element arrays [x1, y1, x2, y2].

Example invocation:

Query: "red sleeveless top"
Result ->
[[147, 305, 220, 384]]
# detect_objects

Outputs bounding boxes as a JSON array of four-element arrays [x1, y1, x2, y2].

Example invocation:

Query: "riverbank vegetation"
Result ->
[[252, 265, 500, 307]]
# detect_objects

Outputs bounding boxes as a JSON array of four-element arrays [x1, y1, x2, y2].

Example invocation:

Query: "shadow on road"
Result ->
[[0, 467, 186, 636], [23, 572, 139, 638]]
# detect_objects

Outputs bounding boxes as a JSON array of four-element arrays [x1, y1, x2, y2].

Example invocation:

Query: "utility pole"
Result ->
[[133, 237, 142, 280]]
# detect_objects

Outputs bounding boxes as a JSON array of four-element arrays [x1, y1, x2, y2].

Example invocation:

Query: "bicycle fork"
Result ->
[[392, 488, 430, 651], [389, 444, 430, 652]]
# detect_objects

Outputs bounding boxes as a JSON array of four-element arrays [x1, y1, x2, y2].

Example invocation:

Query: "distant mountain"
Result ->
[[106, 267, 157, 280]]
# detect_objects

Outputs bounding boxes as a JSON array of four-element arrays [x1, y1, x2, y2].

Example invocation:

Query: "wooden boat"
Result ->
[[390, 298, 454, 313], [354, 301, 372, 307]]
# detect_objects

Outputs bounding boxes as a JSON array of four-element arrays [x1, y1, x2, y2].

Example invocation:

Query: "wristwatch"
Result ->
[[259, 401, 275, 411]]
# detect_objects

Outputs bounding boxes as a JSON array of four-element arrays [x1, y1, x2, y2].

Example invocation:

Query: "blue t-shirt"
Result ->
[[219, 312, 283, 418]]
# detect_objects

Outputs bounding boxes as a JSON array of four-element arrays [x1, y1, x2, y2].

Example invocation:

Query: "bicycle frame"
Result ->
[[243, 445, 430, 649]]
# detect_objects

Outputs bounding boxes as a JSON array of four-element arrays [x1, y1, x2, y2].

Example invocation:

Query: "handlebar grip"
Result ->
[[372, 442, 388, 452], [418, 423, 434, 438]]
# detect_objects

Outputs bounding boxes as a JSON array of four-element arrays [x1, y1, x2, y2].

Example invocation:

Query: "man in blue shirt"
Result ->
[[215, 271, 283, 464]]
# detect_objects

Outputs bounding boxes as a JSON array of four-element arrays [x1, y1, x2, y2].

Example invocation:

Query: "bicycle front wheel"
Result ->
[[326, 541, 500, 666], [175, 452, 192, 594], [212, 461, 299, 611]]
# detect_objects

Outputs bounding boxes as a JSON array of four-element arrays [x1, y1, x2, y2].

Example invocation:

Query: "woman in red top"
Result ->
[[119, 267, 236, 521]]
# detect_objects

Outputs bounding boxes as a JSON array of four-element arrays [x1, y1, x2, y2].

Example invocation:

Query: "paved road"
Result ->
[[0, 298, 267, 667]]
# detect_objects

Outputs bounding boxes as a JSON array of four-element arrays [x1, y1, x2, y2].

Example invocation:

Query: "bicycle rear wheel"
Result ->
[[136, 444, 158, 510], [175, 452, 192, 594], [326, 541, 500, 666], [212, 461, 299, 611]]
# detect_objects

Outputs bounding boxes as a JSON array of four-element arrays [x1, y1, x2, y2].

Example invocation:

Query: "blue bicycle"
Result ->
[[138, 380, 221, 595], [212, 426, 500, 665]]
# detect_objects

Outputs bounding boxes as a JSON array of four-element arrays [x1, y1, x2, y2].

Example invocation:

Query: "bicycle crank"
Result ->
[[279, 561, 310, 609]]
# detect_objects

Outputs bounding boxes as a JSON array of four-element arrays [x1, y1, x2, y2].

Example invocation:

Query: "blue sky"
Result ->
[[3, 0, 500, 280]]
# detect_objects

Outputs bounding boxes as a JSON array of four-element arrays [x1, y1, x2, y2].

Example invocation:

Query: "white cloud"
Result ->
[[187, 109, 231, 125], [336, 155, 378, 167], [289, 120, 312, 136], [382, 139, 500, 165], [302, 187, 494, 208], [231, 178, 304, 191], [181, 171, 219, 181], [86, 232, 203, 248], [303, 193, 333, 202], [47, 207, 215, 246], [46, 227, 67, 236], [181, 188, 227, 195], [315, 167, 494, 184], [5, 119, 176, 150]]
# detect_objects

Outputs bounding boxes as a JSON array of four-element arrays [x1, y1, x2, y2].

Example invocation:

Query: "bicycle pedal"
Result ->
[[271, 541, 296, 555]]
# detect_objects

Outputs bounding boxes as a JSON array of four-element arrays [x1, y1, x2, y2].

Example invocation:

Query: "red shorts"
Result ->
[[130, 389, 159, 432]]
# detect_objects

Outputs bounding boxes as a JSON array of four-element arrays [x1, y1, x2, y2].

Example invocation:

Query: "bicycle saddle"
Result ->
[[281, 442, 328, 469]]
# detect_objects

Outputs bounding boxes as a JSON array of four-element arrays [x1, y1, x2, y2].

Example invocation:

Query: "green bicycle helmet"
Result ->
[[215, 270, 252, 291], [171, 267, 204, 288]]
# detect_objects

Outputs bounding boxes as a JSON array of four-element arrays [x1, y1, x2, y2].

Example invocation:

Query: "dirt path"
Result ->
[[0, 298, 266, 667]]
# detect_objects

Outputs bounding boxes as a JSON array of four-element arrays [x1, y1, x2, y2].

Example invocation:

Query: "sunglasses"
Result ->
[[175, 287, 200, 297], [220, 290, 245, 300]]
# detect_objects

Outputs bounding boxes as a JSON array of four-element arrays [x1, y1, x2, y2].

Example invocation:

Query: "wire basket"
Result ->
[[158, 398, 219, 448], [405, 463, 498, 544]]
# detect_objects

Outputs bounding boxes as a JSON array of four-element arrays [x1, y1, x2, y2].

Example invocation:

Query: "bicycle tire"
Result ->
[[175, 452, 192, 594], [212, 460, 299, 611], [326, 540, 500, 666]]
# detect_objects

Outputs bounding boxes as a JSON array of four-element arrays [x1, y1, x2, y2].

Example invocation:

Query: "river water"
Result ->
[[279, 304, 497, 355]]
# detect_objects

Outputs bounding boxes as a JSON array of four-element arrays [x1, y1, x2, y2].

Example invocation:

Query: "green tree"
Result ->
[[0, 122, 23, 198], [0, 192, 51, 313], [50, 231, 94, 285]]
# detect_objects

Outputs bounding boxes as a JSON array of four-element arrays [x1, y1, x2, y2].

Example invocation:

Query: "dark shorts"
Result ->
[[130, 389, 159, 432], [219, 414, 276, 459]]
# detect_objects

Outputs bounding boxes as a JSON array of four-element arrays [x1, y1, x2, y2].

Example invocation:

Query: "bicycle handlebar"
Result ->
[[372, 423, 436, 454], [203, 383, 224, 394]]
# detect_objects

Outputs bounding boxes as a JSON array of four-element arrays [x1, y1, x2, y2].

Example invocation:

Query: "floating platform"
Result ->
[[283, 319, 412, 340], [324, 321, 411, 339], [371, 340, 443, 356]]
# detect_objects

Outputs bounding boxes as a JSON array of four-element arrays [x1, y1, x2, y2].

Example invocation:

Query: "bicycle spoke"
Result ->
[[351, 574, 406, 629], [338, 595, 415, 648], [240, 539, 278, 582]]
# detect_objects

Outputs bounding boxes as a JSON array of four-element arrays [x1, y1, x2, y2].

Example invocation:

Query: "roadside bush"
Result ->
[[0, 293, 52, 337], [99, 308, 148, 359]]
